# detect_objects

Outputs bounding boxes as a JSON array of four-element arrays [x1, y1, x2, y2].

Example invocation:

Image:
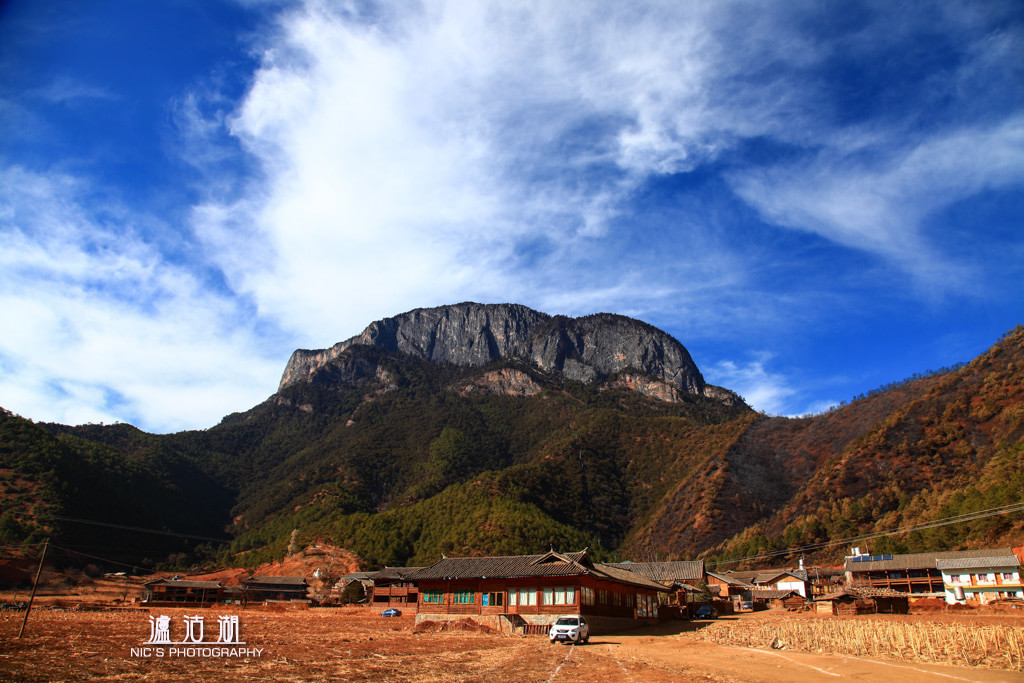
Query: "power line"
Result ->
[[708, 499, 1024, 569], [49, 515, 229, 544], [48, 544, 152, 573]]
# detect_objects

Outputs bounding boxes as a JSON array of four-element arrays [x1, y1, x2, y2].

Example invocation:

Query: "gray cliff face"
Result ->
[[278, 302, 709, 401]]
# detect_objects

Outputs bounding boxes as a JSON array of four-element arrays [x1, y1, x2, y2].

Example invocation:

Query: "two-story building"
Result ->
[[937, 553, 1023, 605], [714, 569, 810, 595], [143, 578, 223, 606], [242, 575, 309, 603], [409, 550, 667, 635], [845, 547, 1021, 600], [370, 566, 424, 609]]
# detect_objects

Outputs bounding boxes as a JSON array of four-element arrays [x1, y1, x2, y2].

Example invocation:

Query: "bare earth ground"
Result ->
[[1, 606, 1022, 683]]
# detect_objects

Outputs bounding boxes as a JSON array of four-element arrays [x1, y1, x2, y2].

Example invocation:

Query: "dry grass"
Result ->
[[0, 607, 698, 682], [696, 616, 1024, 671]]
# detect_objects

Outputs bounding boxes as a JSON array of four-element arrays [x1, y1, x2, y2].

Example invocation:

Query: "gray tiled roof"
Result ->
[[372, 567, 426, 581], [593, 563, 669, 591], [706, 571, 754, 587], [936, 555, 1021, 571], [715, 568, 805, 584], [147, 579, 222, 589], [604, 560, 705, 582], [246, 575, 308, 585], [409, 551, 590, 580], [409, 550, 667, 591], [342, 571, 377, 580], [845, 548, 1016, 572]]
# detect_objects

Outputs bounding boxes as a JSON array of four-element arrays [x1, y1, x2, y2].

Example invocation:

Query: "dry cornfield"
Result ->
[[696, 617, 1024, 671]]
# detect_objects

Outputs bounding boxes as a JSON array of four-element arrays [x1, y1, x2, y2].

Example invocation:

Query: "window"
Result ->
[[512, 588, 536, 606], [452, 590, 474, 604], [637, 594, 654, 617], [1002, 572, 1017, 580], [581, 587, 595, 606], [483, 591, 503, 607], [542, 587, 576, 606], [423, 589, 444, 604]]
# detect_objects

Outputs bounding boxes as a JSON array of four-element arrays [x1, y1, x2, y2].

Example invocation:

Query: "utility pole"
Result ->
[[18, 538, 48, 639]]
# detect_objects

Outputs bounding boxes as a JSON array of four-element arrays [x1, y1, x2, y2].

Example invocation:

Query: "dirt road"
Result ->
[[1, 607, 1020, 682]]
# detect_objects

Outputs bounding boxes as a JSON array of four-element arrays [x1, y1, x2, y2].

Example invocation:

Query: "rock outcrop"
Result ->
[[279, 302, 712, 402]]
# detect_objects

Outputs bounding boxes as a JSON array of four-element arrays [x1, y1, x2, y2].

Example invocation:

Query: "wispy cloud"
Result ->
[[705, 353, 796, 416], [191, 0, 1024, 349], [0, 167, 281, 431], [2, 0, 1021, 429], [731, 117, 1024, 278]]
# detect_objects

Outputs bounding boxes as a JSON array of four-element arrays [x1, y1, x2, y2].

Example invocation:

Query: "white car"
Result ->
[[548, 615, 589, 644]]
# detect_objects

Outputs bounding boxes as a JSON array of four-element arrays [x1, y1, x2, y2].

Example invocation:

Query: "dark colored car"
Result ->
[[381, 608, 402, 617], [694, 605, 718, 619]]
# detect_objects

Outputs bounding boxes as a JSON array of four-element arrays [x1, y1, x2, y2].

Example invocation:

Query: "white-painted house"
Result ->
[[936, 553, 1023, 605]]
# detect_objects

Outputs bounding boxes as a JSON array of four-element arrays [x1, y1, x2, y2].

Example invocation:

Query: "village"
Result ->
[[2, 545, 1024, 681], [134, 546, 1024, 629]]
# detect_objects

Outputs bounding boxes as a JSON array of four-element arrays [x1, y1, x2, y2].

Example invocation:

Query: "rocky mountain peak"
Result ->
[[278, 302, 713, 402]]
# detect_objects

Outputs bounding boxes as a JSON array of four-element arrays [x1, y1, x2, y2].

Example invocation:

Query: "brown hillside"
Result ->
[[633, 326, 1024, 564]]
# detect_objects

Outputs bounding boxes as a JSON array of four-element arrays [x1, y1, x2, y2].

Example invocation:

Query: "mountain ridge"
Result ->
[[278, 302, 724, 404], [1, 308, 1020, 574]]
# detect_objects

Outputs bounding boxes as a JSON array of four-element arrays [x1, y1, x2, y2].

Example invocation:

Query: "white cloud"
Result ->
[[5, 0, 1021, 431], [704, 353, 796, 416], [0, 167, 281, 431], [193, 1, 740, 343], [187, 0, 1024, 354], [730, 117, 1024, 273]]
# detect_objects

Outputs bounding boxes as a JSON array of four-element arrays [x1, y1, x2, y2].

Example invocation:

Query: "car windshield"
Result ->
[[555, 618, 579, 626]]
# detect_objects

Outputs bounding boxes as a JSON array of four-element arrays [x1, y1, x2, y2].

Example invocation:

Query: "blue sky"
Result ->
[[1, 0, 1022, 433]]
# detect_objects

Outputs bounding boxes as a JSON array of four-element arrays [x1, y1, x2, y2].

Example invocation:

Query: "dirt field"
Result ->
[[2, 606, 1022, 682]]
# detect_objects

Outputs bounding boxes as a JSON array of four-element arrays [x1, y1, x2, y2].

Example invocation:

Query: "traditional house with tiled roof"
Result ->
[[242, 575, 309, 603], [604, 560, 706, 611], [331, 571, 376, 604], [603, 560, 705, 585], [706, 571, 754, 599], [707, 567, 811, 604], [751, 570, 810, 598], [936, 553, 1023, 605], [143, 578, 223, 606], [409, 550, 668, 635], [370, 567, 424, 609], [845, 548, 1019, 599], [749, 589, 806, 610]]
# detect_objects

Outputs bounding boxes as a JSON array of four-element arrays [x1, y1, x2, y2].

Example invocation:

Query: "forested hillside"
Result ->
[[700, 326, 1024, 567], [0, 410, 231, 565], [2, 323, 1021, 573]]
